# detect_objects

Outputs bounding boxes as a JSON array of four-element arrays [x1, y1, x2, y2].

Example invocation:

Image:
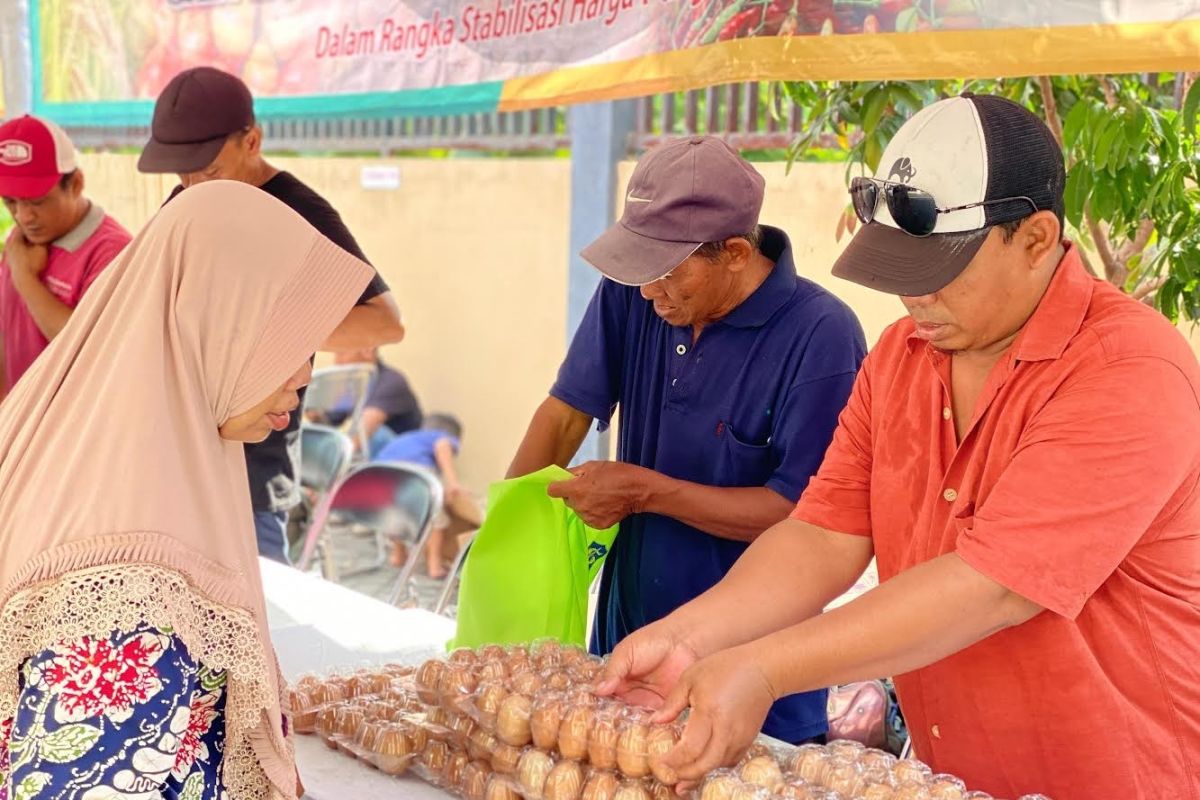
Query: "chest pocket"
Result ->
[[715, 420, 776, 489]]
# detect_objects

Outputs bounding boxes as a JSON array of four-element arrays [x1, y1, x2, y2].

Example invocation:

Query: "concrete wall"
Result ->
[[76, 152, 1197, 496]]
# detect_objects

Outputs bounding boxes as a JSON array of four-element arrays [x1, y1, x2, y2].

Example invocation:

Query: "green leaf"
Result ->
[[862, 88, 889, 138], [895, 8, 920, 32], [1183, 77, 1200, 134], [39, 723, 101, 764], [1062, 99, 1092, 149], [1064, 164, 1094, 230], [1094, 119, 1124, 171], [14, 772, 52, 800]]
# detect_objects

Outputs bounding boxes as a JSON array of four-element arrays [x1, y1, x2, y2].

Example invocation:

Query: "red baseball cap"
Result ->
[[0, 115, 78, 199]]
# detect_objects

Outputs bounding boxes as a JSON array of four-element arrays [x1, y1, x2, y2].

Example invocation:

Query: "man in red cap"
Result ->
[[0, 115, 131, 399]]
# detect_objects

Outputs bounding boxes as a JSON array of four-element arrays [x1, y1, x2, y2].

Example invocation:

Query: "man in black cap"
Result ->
[[594, 95, 1200, 800], [138, 66, 404, 563]]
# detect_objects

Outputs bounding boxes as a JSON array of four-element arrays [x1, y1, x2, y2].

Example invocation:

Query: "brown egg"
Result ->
[[486, 776, 522, 800], [739, 755, 784, 792], [826, 739, 866, 761], [464, 761, 494, 800], [496, 693, 534, 747], [545, 670, 573, 691], [823, 757, 867, 796], [415, 660, 447, 706], [507, 644, 532, 662], [730, 785, 768, 800], [451, 713, 478, 747], [648, 781, 675, 800], [615, 722, 650, 779], [440, 667, 480, 710], [425, 705, 453, 739], [315, 706, 340, 747], [468, 727, 500, 761], [588, 707, 621, 770], [444, 751, 471, 791], [480, 660, 509, 683], [862, 784, 898, 800], [422, 740, 451, 773], [564, 687, 599, 709], [406, 720, 430, 753], [560, 644, 590, 666], [787, 745, 830, 785], [297, 674, 321, 691], [518, 748, 555, 799], [613, 781, 653, 800], [557, 704, 594, 761], [475, 681, 510, 731], [645, 725, 679, 785], [510, 670, 543, 696], [699, 773, 741, 800], [892, 760, 933, 786], [334, 707, 366, 755], [531, 694, 567, 750], [372, 725, 414, 776], [777, 782, 826, 800], [534, 640, 564, 669], [581, 771, 621, 800], [927, 775, 967, 800], [287, 689, 318, 735], [449, 647, 479, 667], [892, 783, 933, 800], [492, 743, 524, 775], [480, 644, 508, 662], [569, 661, 603, 684], [858, 750, 898, 772], [544, 760, 585, 800], [356, 720, 385, 753]]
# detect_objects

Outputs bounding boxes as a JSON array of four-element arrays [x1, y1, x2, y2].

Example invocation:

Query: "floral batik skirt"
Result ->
[[0, 625, 228, 800]]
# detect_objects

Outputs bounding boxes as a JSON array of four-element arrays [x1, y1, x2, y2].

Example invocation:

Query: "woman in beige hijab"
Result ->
[[0, 180, 373, 800]]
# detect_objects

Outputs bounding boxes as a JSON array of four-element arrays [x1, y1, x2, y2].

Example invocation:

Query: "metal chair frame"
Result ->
[[290, 424, 355, 564], [304, 364, 378, 456]]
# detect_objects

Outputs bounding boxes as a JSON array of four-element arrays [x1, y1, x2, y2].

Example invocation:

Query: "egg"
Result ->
[[699, 773, 741, 800], [892, 782, 934, 800], [492, 743, 524, 775], [645, 725, 679, 785], [581, 771, 621, 800], [859, 750, 898, 772], [475, 681, 510, 731], [613, 781, 653, 800], [534, 640, 564, 669], [287, 688, 318, 734], [486, 776, 522, 800], [564, 688, 599, 708], [616, 722, 651, 779], [372, 725, 414, 776], [557, 704, 594, 761], [545, 670, 573, 691], [823, 757, 867, 796], [927, 775, 967, 800], [648, 781, 675, 800], [425, 705, 452, 738], [588, 707, 621, 770], [544, 760, 585, 800], [531, 694, 566, 750], [730, 785, 768, 800], [560, 644, 590, 666], [415, 660, 447, 705], [827, 739, 865, 760], [480, 660, 509, 683], [297, 674, 321, 690], [315, 706, 340, 746], [787, 745, 830, 785], [449, 647, 479, 667], [862, 784, 898, 800], [518, 748, 555, 799], [450, 713, 478, 747], [444, 751, 471, 791], [510, 670, 543, 696], [421, 740, 451, 773], [468, 727, 500, 761], [777, 782, 826, 800], [496, 693, 534, 747], [739, 755, 784, 792], [464, 761, 494, 800], [439, 667, 480, 710], [406, 720, 430, 753]]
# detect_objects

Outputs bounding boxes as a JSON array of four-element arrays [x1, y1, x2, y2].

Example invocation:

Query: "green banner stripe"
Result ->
[[31, 83, 505, 128]]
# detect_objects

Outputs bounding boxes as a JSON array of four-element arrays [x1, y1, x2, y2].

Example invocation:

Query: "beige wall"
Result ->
[[76, 152, 1199, 496]]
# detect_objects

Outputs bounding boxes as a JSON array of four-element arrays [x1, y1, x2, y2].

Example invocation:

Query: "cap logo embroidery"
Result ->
[[888, 157, 916, 185], [625, 191, 653, 204], [0, 140, 32, 167]]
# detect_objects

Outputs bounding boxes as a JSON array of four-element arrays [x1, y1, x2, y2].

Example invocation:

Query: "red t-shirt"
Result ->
[[793, 245, 1200, 800], [0, 204, 130, 390]]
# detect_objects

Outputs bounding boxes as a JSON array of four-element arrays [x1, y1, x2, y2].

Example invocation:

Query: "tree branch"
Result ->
[[1037, 76, 1064, 148], [1115, 218, 1156, 264], [1132, 276, 1167, 301], [1101, 77, 1119, 110], [1087, 211, 1124, 285]]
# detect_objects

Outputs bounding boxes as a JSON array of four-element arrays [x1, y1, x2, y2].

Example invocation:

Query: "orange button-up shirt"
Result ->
[[793, 245, 1200, 800]]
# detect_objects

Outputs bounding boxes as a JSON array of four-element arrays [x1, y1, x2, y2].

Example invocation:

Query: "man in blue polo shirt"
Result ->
[[507, 136, 867, 743]]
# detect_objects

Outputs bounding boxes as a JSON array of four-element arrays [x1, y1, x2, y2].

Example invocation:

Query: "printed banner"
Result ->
[[30, 0, 1200, 125]]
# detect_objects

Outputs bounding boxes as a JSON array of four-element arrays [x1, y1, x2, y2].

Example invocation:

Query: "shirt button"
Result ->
[[675, 344, 687, 356], [943, 488, 958, 502], [942, 407, 952, 420], [931, 724, 942, 739]]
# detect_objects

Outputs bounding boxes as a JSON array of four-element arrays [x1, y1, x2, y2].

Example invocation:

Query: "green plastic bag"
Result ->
[[451, 466, 618, 649]]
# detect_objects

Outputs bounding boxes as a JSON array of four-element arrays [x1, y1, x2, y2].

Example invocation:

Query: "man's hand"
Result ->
[[547, 460, 655, 529], [6, 231, 49, 282], [654, 644, 777, 785], [593, 619, 699, 708]]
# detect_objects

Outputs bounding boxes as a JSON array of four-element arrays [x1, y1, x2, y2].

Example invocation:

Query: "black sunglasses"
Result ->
[[849, 177, 1038, 237]]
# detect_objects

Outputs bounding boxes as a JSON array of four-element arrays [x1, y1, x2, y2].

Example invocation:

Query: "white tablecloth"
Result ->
[[261, 559, 456, 799]]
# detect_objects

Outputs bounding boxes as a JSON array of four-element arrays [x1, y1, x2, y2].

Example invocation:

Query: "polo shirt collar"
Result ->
[[52, 202, 105, 254], [718, 225, 799, 329], [905, 242, 1093, 362]]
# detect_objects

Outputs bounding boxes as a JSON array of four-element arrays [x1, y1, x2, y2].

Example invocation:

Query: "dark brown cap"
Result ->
[[581, 136, 765, 286], [138, 67, 255, 174]]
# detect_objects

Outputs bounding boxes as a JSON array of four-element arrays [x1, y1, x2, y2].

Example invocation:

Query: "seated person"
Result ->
[[375, 413, 481, 578], [314, 348, 423, 456]]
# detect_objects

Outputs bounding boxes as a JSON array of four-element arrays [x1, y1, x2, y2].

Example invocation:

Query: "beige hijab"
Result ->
[[0, 180, 372, 799]]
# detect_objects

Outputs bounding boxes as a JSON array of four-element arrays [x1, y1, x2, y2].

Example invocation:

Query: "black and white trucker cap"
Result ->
[[832, 93, 1066, 296]]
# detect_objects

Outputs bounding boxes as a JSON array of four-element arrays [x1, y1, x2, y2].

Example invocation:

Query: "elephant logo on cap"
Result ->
[[888, 157, 916, 185]]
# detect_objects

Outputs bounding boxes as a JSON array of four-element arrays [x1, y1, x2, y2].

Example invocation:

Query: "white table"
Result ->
[[261, 559, 456, 799]]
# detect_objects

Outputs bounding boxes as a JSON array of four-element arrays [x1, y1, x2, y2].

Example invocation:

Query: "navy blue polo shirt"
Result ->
[[551, 226, 866, 743]]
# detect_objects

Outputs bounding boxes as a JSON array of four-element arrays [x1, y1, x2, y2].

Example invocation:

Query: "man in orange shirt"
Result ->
[[596, 94, 1200, 800]]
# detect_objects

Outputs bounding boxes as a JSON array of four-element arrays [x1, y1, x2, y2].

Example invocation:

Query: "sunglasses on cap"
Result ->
[[849, 177, 1038, 238]]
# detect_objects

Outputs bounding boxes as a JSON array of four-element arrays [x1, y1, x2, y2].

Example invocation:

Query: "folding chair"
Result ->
[[304, 364, 378, 456], [297, 462, 443, 596], [287, 424, 355, 564]]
